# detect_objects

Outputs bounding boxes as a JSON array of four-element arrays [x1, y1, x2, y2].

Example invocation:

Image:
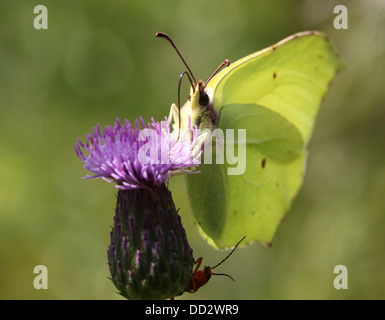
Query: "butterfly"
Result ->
[[157, 31, 344, 249]]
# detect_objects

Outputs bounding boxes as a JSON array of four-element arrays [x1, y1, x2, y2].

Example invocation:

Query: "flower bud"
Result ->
[[107, 184, 193, 300]]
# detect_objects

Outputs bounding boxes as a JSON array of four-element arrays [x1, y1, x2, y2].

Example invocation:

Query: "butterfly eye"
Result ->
[[199, 91, 210, 107]]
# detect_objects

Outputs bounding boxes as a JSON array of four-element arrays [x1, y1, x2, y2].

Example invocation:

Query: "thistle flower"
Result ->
[[75, 117, 203, 190], [108, 184, 193, 300], [75, 116, 203, 299]]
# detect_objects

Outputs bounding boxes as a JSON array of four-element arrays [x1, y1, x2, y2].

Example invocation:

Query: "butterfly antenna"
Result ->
[[204, 59, 230, 87], [178, 71, 194, 108], [156, 32, 197, 87], [211, 236, 246, 270]]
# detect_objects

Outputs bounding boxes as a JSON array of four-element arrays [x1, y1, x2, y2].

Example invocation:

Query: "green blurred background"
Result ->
[[0, 0, 384, 300]]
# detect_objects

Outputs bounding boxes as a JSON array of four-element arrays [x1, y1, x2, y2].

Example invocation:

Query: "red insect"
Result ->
[[185, 236, 246, 293]]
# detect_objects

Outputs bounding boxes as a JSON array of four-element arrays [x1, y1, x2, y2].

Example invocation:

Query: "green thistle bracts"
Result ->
[[108, 184, 193, 300]]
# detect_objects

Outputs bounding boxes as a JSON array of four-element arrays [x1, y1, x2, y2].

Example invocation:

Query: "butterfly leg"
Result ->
[[216, 106, 224, 129], [191, 130, 209, 159], [168, 103, 180, 130]]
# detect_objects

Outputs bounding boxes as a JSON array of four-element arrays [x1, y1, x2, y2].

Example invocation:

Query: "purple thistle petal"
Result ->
[[75, 117, 203, 190]]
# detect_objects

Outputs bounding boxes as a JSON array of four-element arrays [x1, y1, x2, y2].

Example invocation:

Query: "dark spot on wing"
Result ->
[[261, 158, 266, 168], [273, 72, 277, 79]]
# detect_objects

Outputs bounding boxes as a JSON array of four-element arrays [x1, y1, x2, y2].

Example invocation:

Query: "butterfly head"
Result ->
[[157, 32, 230, 132], [182, 80, 215, 130]]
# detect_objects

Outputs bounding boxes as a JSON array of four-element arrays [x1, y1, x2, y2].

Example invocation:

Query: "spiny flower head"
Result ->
[[108, 184, 194, 300]]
